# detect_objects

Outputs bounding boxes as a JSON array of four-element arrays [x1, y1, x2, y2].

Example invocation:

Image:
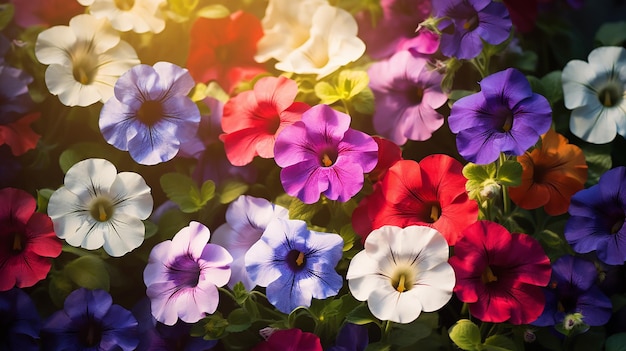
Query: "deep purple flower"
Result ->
[[0, 64, 34, 125], [533, 255, 612, 327], [565, 167, 626, 265], [448, 68, 552, 164], [143, 221, 232, 326], [274, 104, 378, 204], [99, 61, 201, 165], [368, 50, 447, 145], [433, 0, 511, 60], [0, 288, 41, 351], [245, 217, 344, 314], [41, 288, 139, 351], [327, 323, 369, 351]]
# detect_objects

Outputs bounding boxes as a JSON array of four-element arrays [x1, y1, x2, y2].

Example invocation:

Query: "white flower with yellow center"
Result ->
[[78, 0, 167, 34], [35, 14, 140, 107], [346, 225, 455, 324], [47, 158, 153, 257]]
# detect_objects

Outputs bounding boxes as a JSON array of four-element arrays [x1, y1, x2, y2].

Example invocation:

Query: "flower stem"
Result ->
[[498, 153, 510, 216], [381, 320, 393, 343]]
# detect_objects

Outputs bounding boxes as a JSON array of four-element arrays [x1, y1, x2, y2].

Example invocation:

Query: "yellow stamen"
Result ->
[[12, 233, 22, 251], [502, 114, 513, 132], [430, 205, 440, 222], [321, 154, 333, 167], [482, 266, 498, 284], [604, 91, 612, 107], [98, 204, 108, 222], [295, 251, 305, 267], [396, 274, 407, 293], [463, 16, 478, 30]]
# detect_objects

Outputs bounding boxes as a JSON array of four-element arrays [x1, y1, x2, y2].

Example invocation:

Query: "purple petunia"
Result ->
[[245, 217, 344, 314], [274, 104, 378, 204], [143, 221, 232, 326], [368, 50, 447, 145], [0, 288, 42, 351], [532, 255, 612, 328], [99, 61, 201, 165], [565, 167, 626, 265], [41, 288, 139, 351], [433, 0, 511, 60], [448, 68, 552, 164], [0, 63, 34, 125]]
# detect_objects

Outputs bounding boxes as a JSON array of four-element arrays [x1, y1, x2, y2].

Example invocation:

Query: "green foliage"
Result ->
[[483, 335, 517, 351], [526, 71, 563, 107], [606, 333, 626, 351], [160, 173, 215, 213], [314, 69, 374, 114], [196, 4, 230, 19], [217, 180, 249, 204], [346, 303, 378, 326], [595, 21, 626, 46], [389, 313, 438, 347], [166, 0, 199, 22], [64, 255, 111, 291], [582, 143, 612, 186], [0, 3, 14, 31], [59, 142, 123, 173], [36, 188, 55, 214], [448, 319, 481, 351]]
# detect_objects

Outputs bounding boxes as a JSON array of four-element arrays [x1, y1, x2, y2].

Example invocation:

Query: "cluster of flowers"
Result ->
[[1, 0, 626, 350]]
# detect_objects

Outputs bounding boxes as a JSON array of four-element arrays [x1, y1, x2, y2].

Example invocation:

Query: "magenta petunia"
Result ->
[[274, 104, 378, 204]]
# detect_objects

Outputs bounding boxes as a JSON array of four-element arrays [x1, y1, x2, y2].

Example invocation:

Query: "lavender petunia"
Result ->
[[368, 50, 447, 145], [448, 68, 552, 164], [143, 221, 232, 326], [433, 0, 511, 60], [99, 61, 201, 165], [533, 255, 612, 328], [41, 288, 139, 351], [245, 217, 343, 314], [211, 195, 289, 290], [274, 104, 378, 204], [0, 63, 34, 125], [0, 288, 42, 351], [565, 167, 626, 265]]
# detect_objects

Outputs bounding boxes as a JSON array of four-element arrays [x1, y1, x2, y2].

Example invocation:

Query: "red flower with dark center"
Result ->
[[186, 11, 266, 93], [252, 328, 322, 351], [0, 187, 62, 291], [220, 76, 309, 166], [450, 220, 552, 324], [352, 154, 478, 245]]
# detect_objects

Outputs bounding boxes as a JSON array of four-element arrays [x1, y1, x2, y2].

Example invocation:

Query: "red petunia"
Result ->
[[449, 220, 552, 324], [186, 10, 267, 93], [252, 328, 322, 351], [0, 187, 62, 291], [0, 112, 41, 156], [352, 154, 478, 246], [220, 76, 309, 166], [368, 136, 403, 183]]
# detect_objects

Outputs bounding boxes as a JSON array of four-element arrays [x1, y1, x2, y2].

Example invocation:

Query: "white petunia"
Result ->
[[346, 225, 455, 324], [47, 158, 153, 257], [562, 46, 626, 144], [35, 14, 140, 107], [79, 0, 167, 34], [257, 1, 365, 79]]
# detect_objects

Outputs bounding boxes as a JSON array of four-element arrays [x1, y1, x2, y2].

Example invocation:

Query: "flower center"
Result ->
[[430, 204, 441, 222], [286, 249, 307, 271], [114, 0, 135, 11], [598, 85, 622, 107], [501, 111, 514, 132], [89, 197, 115, 222], [70, 42, 98, 85], [421, 202, 442, 223], [79, 321, 103, 347], [481, 265, 498, 284], [168, 254, 201, 288], [391, 268, 414, 293], [11, 231, 26, 252], [611, 216, 625, 234], [320, 148, 338, 167], [408, 86, 425, 104], [463, 13, 479, 31], [137, 100, 164, 126]]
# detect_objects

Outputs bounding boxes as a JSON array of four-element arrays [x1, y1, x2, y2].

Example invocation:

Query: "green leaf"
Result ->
[[540, 71, 563, 105], [226, 308, 252, 332], [595, 21, 626, 46], [191, 313, 229, 340], [483, 335, 517, 351], [59, 143, 121, 173], [196, 4, 230, 18], [345, 304, 378, 325], [232, 282, 250, 306], [606, 333, 626, 351], [64, 255, 110, 291], [583, 144, 612, 186], [390, 314, 436, 346], [36, 188, 55, 214], [160, 173, 207, 213], [143, 220, 158, 239], [0, 3, 14, 31], [289, 196, 325, 221], [448, 90, 475, 104], [48, 272, 74, 307], [364, 342, 392, 351], [352, 87, 375, 115], [448, 319, 481, 351], [315, 81, 342, 105], [338, 69, 369, 100], [217, 180, 248, 204], [497, 160, 523, 186], [339, 224, 358, 251]]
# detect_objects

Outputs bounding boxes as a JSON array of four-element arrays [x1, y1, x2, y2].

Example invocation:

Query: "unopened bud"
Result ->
[[480, 179, 501, 199]]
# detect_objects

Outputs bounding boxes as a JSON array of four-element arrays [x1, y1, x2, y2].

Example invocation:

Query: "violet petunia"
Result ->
[[433, 0, 511, 60], [0, 288, 42, 351], [565, 167, 626, 265], [245, 217, 343, 314], [0, 63, 34, 125], [274, 104, 378, 204], [368, 50, 447, 145], [99, 61, 201, 165], [448, 68, 552, 164]]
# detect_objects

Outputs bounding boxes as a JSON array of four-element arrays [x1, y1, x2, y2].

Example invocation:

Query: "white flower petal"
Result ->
[[570, 103, 617, 144], [170, 221, 211, 259], [69, 14, 121, 54], [64, 159, 118, 197], [110, 172, 153, 220], [368, 285, 423, 324], [102, 213, 145, 256], [35, 26, 76, 65], [412, 263, 455, 312], [562, 60, 598, 109], [45, 64, 102, 107], [587, 46, 626, 76]]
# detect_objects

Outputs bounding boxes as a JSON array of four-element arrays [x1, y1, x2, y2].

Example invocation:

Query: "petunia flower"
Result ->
[[502, 0, 539, 33], [78, 0, 167, 34], [432, 0, 512, 60], [352, 154, 478, 246], [327, 323, 369, 351], [143, 221, 232, 326], [0, 63, 34, 125], [0, 112, 41, 157], [368, 136, 403, 183], [562, 46, 626, 144], [245, 217, 343, 314], [41, 288, 139, 351], [47, 158, 153, 257], [252, 328, 323, 351], [0, 187, 62, 291], [565, 166, 626, 265], [271, 3, 366, 79], [448, 68, 552, 164], [274, 104, 378, 204], [355, 0, 435, 59], [186, 11, 266, 93], [99, 61, 201, 165], [0, 288, 42, 351], [10, 0, 84, 28], [449, 220, 552, 324], [34, 14, 140, 107], [509, 129, 588, 216], [210, 195, 289, 290], [368, 50, 447, 145], [220, 76, 310, 166], [346, 225, 455, 324], [533, 255, 612, 328]]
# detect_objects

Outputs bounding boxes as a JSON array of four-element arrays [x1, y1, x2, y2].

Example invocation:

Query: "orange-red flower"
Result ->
[[509, 129, 587, 215]]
